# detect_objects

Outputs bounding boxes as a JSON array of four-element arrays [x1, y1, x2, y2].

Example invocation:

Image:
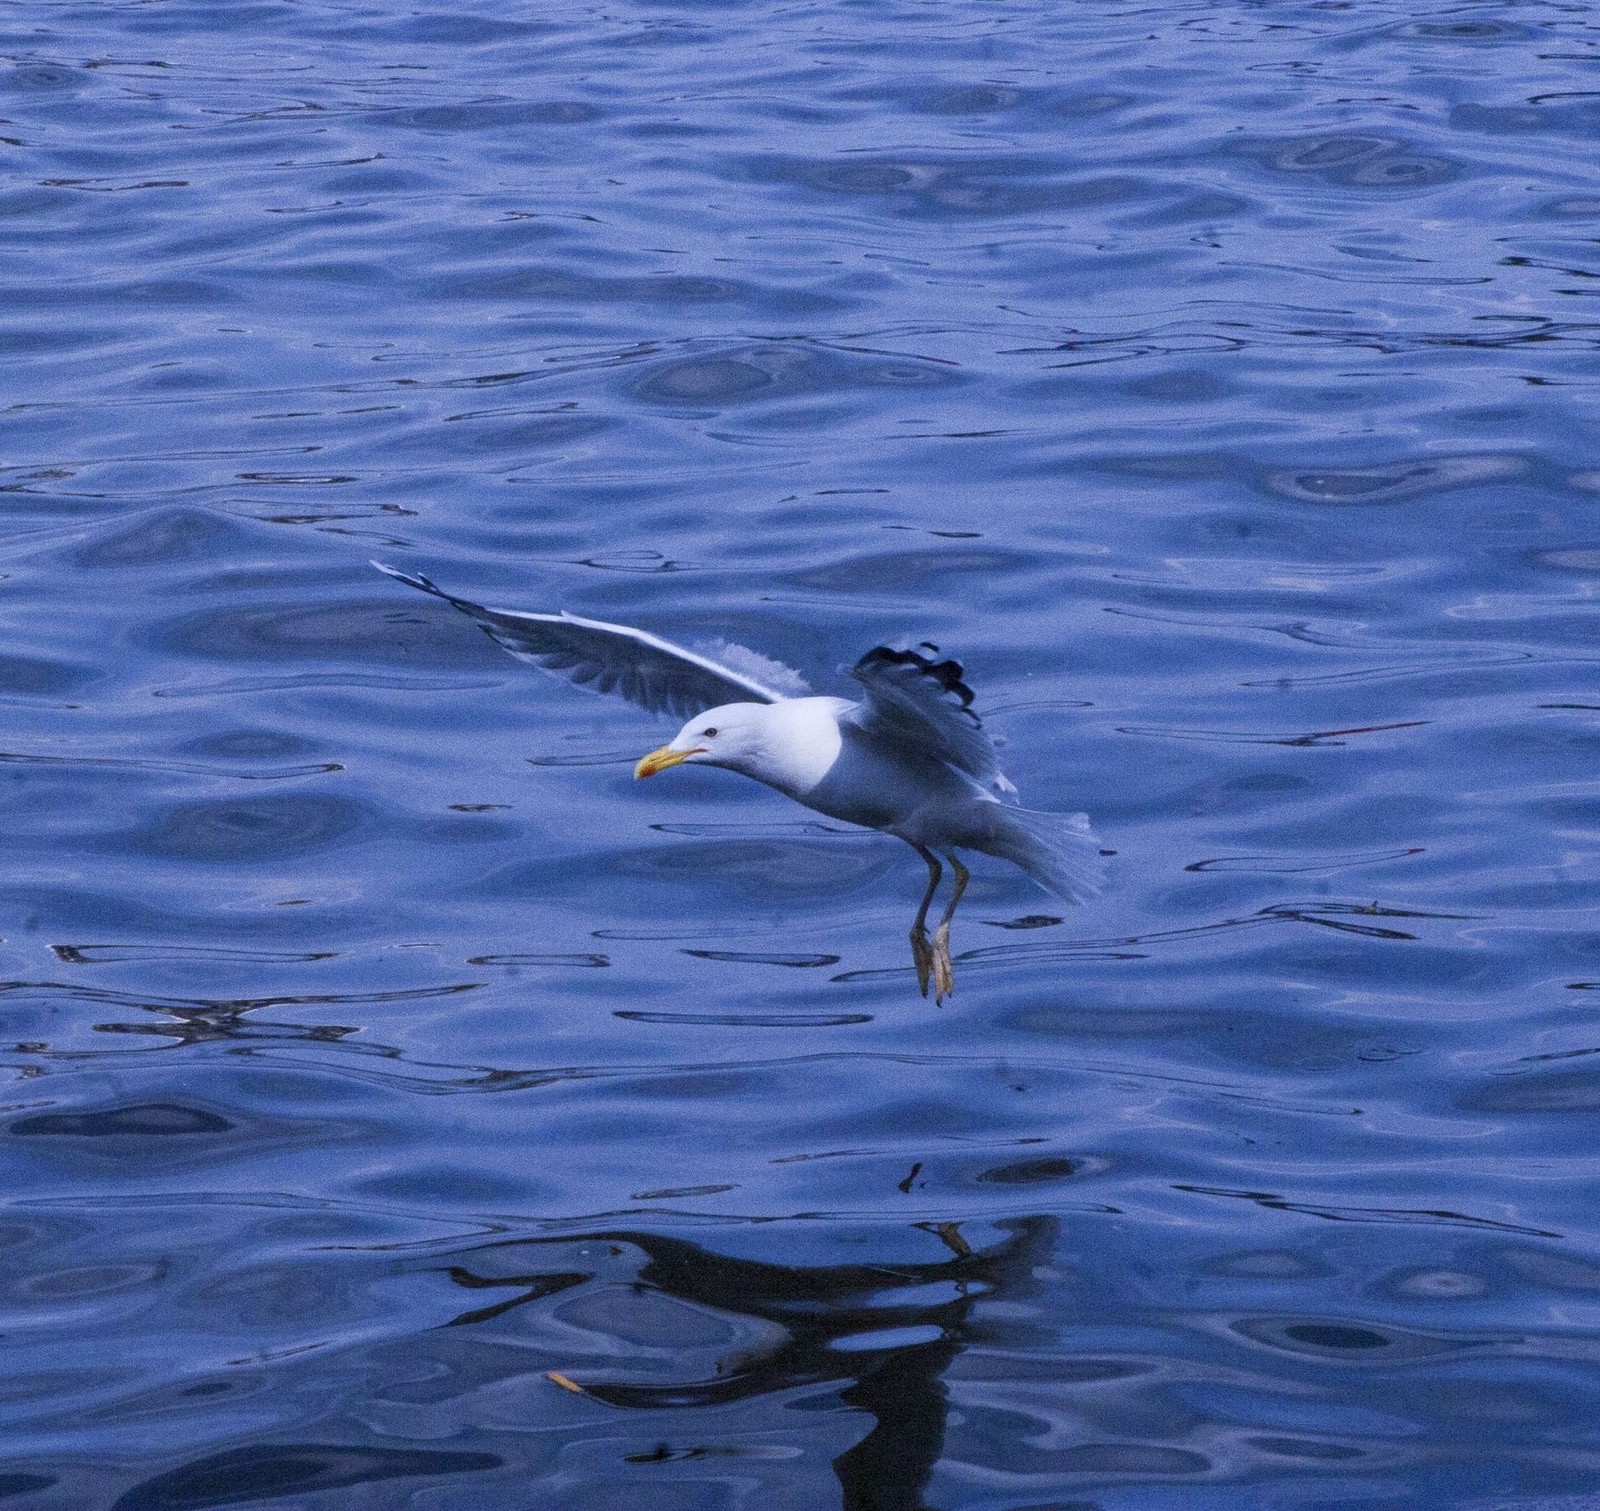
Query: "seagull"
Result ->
[[375, 562, 1103, 1001]]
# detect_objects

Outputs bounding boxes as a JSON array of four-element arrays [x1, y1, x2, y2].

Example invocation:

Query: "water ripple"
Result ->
[[6, 0, 1597, 1501]]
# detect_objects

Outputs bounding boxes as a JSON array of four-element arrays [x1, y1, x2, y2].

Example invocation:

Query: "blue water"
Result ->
[[3, 0, 1599, 1506]]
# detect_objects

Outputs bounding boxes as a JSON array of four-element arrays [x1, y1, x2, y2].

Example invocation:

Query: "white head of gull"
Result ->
[[375, 561, 1103, 1001]]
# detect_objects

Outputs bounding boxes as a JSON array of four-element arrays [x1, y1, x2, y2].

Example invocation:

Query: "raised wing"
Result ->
[[846, 644, 1015, 797], [373, 562, 808, 718]]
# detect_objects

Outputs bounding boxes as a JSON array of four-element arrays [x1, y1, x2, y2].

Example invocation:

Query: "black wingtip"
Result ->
[[855, 643, 977, 712]]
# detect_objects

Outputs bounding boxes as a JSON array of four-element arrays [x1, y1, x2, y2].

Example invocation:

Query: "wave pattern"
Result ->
[[2, 0, 1598, 1505]]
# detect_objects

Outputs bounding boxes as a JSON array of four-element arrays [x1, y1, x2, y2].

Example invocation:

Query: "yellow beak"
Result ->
[[634, 744, 701, 779]]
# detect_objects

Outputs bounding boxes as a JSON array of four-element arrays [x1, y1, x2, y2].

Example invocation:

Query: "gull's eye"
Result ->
[[701, 727, 718, 738]]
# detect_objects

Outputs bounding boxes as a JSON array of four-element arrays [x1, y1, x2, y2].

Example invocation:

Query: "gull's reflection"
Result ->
[[440, 1216, 1056, 1511]]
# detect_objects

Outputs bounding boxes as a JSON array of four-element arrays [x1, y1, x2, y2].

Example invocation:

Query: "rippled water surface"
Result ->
[[5, 0, 1600, 1505]]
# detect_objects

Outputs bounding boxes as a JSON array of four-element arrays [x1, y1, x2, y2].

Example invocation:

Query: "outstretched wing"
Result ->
[[373, 562, 808, 719], [846, 644, 1015, 797]]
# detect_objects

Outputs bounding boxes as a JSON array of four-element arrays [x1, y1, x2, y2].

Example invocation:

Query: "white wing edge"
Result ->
[[371, 560, 795, 705], [552, 609, 794, 704]]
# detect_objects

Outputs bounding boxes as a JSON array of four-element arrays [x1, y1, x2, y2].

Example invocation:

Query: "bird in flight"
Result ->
[[375, 563, 1102, 1001]]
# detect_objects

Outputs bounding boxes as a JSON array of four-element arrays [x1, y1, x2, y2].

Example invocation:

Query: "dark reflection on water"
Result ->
[[5, 0, 1600, 1503], [433, 1218, 1051, 1510]]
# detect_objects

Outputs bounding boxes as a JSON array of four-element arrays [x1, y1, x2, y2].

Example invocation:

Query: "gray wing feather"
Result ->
[[373, 562, 804, 718], [846, 645, 1015, 797]]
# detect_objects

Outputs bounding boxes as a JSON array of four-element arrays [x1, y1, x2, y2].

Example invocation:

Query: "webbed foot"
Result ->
[[931, 922, 955, 1003], [910, 925, 934, 998]]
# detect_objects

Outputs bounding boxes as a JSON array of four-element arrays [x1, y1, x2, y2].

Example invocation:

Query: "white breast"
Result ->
[[751, 697, 849, 797]]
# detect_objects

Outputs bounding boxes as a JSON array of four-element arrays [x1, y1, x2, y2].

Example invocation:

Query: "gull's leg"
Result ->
[[909, 844, 943, 998], [931, 853, 970, 1004]]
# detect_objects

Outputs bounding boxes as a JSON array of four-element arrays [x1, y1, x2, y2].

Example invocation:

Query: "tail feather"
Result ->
[[983, 806, 1105, 904]]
